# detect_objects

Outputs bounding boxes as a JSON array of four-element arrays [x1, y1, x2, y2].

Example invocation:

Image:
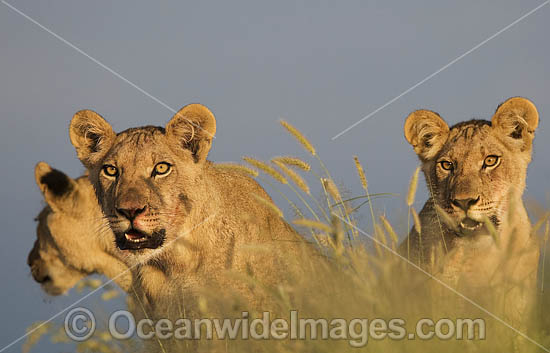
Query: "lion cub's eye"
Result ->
[[153, 162, 172, 177], [483, 155, 500, 168], [439, 160, 453, 171], [102, 165, 119, 178]]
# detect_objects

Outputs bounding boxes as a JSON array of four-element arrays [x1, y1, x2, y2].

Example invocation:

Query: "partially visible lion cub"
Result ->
[[68, 104, 311, 318], [28, 162, 131, 295], [400, 97, 540, 330]]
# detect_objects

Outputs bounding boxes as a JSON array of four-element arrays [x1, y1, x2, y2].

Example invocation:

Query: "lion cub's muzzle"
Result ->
[[113, 205, 166, 251], [27, 250, 52, 285], [451, 199, 485, 237], [449, 196, 498, 237], [29, 264, 51, 284]]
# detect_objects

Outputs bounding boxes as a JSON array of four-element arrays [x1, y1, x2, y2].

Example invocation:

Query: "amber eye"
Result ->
[[439, 160, 453, 171], [102, 165, 118, 177], [484, 155, 500, 168], [153, 162, 171, 176]]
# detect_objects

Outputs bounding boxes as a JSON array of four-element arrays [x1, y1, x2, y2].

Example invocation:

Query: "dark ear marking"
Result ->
[[492, 97, 539, 151], [187, 140, 202, 163], [173, 122, 203, 161], [85, 132, 102, 153], [509, 125, 523, 139], [166, 104, 216, 163], [423, 133, 433, 147], [40, 169, 73, 197], [404, 109, 450, 160]]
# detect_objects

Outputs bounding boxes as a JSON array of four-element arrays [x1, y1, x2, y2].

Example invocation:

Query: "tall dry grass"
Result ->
[[25, 121, 550, 353]]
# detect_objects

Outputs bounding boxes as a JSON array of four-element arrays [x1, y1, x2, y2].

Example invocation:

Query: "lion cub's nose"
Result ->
[[451, 196, 480, 212], [116, 206, 147, 221]]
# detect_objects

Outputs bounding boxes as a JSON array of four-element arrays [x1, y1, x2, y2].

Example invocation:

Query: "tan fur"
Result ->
[[400, 97, 540, 329], [68, 104, 311, 320], [28, 162, 131, 295]]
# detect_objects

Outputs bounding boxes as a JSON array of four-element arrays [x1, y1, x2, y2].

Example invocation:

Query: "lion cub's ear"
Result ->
[[492, 97, 539, 152], [166, 103, 217, 163], [404, 110, 450, 160], [35, 162, 77, 211], [69, 110, 116, 168]]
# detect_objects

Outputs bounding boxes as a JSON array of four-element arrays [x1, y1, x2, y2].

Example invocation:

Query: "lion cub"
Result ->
[[400, 97, 540, 329], [68, 104, 311, 318], [29, 162, 131, 295]]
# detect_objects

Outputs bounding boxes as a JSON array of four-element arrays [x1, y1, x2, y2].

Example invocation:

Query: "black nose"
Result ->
[[116, 206, 146, 221], [30, 264, 51, 283], [36, 274, 52, 284], [451, 197, 480, 212]]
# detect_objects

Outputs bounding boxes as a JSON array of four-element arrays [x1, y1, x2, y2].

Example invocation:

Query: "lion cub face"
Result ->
[[29, 163, 92, 295], [69, 104, 216, 263], [29, 210, 86, 295], [404, 97, 539, 236]]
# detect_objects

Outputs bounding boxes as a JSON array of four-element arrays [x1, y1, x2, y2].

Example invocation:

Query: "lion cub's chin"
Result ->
[[115, 246, 165, 266]]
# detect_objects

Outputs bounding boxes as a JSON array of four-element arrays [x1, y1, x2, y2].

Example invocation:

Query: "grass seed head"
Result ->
[[279, 120, 316, 156], [353, 156, 368, 192], [380, 215, 399, 244], [272, 160, 310, 194], [322, 178, 342, 202], [243, 157, 288, 184], [272, 156, 311, 171], [214, 163, 259, 177], [293, 218, 332, 233], [407, 167, 421, 207], [252, 193, 284, 218], [411, 208, 421, 234]]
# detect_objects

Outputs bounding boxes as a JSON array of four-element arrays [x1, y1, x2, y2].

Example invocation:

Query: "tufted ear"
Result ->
[[35, 162, 77, 212], [404, 110, 450, 160], [166, 103, 216, 163], [69, 110, 115, 168], [492, 97, 539, 152]]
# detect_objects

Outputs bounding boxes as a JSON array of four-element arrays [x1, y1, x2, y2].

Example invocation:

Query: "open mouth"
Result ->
[[125, 230, 148, 244], [457, 218, 487, 237], [115, 228, 166, 250], [459, 218, 483, 231]]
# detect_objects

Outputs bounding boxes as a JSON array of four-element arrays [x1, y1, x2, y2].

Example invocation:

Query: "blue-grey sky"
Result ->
[[1, 1, 549, 351]]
